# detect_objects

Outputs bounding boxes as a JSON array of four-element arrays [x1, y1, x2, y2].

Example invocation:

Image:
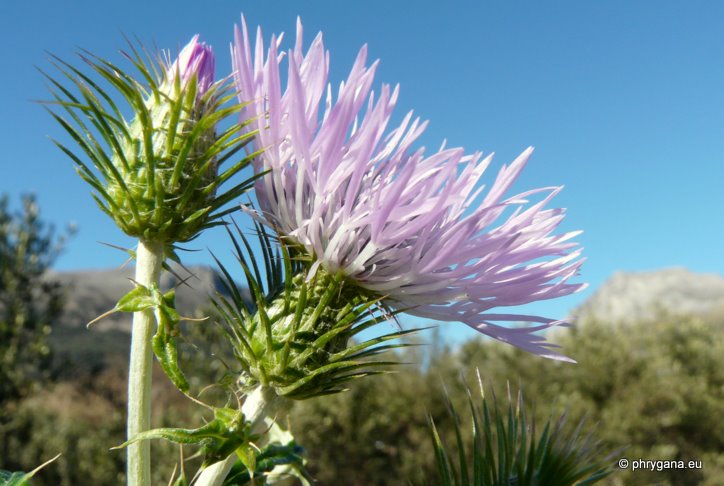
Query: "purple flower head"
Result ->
[[232, 17, 587, 361], [167, 35, 215, 96]]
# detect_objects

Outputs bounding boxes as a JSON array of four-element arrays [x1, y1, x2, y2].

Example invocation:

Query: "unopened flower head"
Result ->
[[232, 18, 586, 361], [93, 34, 221, 243], [49, 35, 256, 246]]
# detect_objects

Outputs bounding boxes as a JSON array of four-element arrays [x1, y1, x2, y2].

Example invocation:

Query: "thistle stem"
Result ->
[[127, 240, 164, 486], [195, 386, 277, 486]]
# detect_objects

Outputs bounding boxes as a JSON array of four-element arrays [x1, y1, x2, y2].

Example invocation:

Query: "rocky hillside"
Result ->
[[50, 265, 231, 332], [575, 267, 724, 323], [46, 265, 242, 372]]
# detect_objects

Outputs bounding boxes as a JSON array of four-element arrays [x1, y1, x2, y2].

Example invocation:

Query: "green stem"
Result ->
[[127, 240, 164, 486], [195, 386, 277, 486]]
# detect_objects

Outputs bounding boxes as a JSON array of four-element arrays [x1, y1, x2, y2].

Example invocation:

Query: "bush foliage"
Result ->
[[2, 311, 722, 484], [0, 194, 68, 403]]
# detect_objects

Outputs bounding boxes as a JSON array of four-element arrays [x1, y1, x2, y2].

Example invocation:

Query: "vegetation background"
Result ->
[[1, 195, 722, 485]]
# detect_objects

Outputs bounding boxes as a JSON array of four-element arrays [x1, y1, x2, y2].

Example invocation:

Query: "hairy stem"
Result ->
[[195, 386, 277, 486], [127, 240, 164, 486]]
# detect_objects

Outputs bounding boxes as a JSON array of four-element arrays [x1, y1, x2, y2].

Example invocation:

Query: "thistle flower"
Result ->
[[232, 18, 585, 361], [47, 35, 257, 245]]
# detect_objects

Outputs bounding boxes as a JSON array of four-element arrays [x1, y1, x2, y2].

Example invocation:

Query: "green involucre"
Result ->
[[44, 44, 260, 244], [213, 220, 418, 401]]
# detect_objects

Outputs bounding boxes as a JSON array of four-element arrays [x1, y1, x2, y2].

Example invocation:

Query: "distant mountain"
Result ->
[[46, 265, 243, 372], [46, 265, 724, 370], [575, 267, 724, 324], [49, 265, 233, 332]]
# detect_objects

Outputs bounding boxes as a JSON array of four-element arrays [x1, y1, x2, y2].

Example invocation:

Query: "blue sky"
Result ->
[[2, 1, 723, 342]]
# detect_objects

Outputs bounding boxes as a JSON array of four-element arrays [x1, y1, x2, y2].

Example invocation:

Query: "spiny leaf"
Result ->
[[224, 441, 313, 486], [427, 375, 615, 485], [0, 454, 61, 486]]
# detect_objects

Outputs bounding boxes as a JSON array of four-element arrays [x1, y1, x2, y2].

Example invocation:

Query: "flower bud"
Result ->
[[49, 35, 254, 248], [166, 35, 215, 97], [103, 36, 220, 243]]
